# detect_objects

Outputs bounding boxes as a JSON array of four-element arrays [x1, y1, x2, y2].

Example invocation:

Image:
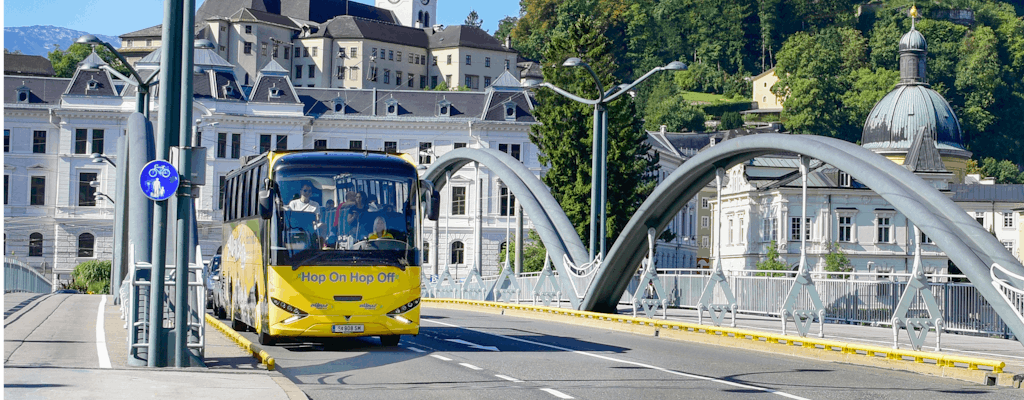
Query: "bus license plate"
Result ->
[[333, 324, 364, 334]]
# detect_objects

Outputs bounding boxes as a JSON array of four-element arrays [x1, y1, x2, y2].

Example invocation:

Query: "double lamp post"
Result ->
[[533, 59, 686, 260]]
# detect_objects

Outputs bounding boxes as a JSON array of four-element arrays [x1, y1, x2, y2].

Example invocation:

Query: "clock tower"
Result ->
[[375, 0, 437, 28]]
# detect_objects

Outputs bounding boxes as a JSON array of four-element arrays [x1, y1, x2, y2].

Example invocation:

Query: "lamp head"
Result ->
[[194, 39, 215, 49], [89, 181, 101, 188], [664, 61, 687, 71], [562, 57, 584, 67], [76, 34, 103, 45]]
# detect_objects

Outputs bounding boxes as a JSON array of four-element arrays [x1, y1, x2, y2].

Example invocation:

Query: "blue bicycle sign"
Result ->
[[140, 160, 179, 201]]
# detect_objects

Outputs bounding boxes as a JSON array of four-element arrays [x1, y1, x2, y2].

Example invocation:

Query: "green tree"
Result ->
[[432, 80, 449, 91], [955, 26, 1001, 142], [530, 17, 659, 249], [73, 260, 111, 294], [48, 43, 130, 78], [498, 231, 548, 273], [643, 97, 705, 132], [494, 16, 519, 42], [756, 241, 788, 277], [465, 10, 484, 29], [720, 111, 743, 130], [824, 242, 853, 278], [966, 157, 1024, 184]]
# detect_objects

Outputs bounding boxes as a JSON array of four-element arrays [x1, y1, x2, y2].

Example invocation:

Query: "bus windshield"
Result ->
[[271, 164, 419, 269]]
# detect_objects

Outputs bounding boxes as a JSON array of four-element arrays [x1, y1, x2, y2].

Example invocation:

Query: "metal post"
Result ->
[[126, 114, 154, 365], [111, 136, 128, 301], [598, 106, 608, 258], [589, 104, 601, 260], [715, 168, 724, 270], [515, 203, 523, 277], [445, 171, 452, 280], [799, 156, 808, 271], [173, 0, 196, 368], [149, 0, 185, 368], [475, 163, 483, 276]]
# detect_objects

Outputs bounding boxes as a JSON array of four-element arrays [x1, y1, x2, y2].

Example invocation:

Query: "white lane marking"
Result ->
[[96, 295, 111, 368], [408, 347, 426, 353], [540, 388, 574, 399], [431, 354, 452, 361], [460, 362, 483, 370], [495, 374, 523, 383], [424, 319, 809, 400], [446, 338, 500, 351]]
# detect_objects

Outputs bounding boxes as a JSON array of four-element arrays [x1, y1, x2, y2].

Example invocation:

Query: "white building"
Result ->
[[118, 0, 520, 92], [709, 23, 1024, 276], [4, 46, 540, 284]]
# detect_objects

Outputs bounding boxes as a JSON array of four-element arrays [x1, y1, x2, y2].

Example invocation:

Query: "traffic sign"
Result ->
[[140, 160, 180, 201]]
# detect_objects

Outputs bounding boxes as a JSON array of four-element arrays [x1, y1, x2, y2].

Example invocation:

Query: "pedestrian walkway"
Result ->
[[3, 293, 303, 400], [617, 304, 1024, 373]]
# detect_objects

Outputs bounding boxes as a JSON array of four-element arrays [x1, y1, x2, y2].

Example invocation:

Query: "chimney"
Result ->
[[505, 35, 512, 49], [660, 125, 667, 135], [415, 21, 423, 29]]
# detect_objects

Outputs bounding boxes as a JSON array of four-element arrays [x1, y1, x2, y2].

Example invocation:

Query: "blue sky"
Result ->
[[4, 0, 521, 36]]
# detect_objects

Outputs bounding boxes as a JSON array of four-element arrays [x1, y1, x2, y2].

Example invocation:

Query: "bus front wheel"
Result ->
[[380, 335, 400, 346]]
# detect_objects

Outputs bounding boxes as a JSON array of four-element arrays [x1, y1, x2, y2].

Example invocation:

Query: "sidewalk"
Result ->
[[4, 294, 303, 400], [616, 304, 1024, 373]]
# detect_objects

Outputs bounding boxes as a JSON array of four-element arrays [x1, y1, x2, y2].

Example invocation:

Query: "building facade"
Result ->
[[118, 0, 520, 92], [4, 46, 539, 285]]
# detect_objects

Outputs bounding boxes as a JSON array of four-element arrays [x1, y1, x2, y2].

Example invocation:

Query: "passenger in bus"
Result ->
[[346, 191, 368, 237], [287, 184, 320, 217], [368, 216, 393, 240], [335, 191, 357, 230]]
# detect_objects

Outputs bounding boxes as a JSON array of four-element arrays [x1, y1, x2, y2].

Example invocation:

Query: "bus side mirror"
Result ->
[[427, 190, 440, 221], [258, 190, 272, 219]]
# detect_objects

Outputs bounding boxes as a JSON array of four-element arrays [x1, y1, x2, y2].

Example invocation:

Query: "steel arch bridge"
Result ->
[[423, 135, 1024, 341]]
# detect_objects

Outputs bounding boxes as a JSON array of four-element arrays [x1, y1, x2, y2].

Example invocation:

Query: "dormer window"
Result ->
[[331, 96, 345, 113], [222, 83, 235, 98], [437, 99, 451, 117], [268, 86, 283, 99], [503, 101, 517, 121], [16, 85, 30, 103], [87, 79, 100, 91], [384, 98, 398, 116]]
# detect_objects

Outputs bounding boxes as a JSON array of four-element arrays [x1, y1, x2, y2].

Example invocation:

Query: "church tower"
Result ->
[[375, 0, 437, 28]]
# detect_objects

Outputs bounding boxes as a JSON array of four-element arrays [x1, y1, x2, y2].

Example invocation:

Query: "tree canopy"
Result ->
[[48, 43, 130, 78]]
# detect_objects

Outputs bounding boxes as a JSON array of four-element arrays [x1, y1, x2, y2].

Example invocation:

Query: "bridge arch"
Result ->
[[584, 134, 1024, 340], [423, 148, 589, 306]]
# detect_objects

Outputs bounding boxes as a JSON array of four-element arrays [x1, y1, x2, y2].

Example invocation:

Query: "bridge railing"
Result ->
[[4, 257, 51, 294], [427, 268, 1014, 337]]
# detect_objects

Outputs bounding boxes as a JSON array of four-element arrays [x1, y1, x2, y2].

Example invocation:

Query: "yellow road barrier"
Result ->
[[205, 314, 276, 371], [423, 298, 1006, 375]]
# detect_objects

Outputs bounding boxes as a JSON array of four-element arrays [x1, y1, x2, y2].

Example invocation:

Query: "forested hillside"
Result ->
[[504, 0, 1024, 172]]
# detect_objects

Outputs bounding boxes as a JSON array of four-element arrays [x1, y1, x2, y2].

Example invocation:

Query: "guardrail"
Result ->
[[4, 258, 51, 294], [426, 268, 1014, 337]]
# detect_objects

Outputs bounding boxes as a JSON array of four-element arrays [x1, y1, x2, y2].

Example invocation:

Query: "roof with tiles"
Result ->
[[251, 61, 298, 104], [4, 54, 56, 77], [949, 184, 1024, 203], [65, 67, 119, 97], [4, 76, 70, 105], [295, 87, 536, 121], [312, 16, 428, 47], [426, 25, 508, 52]]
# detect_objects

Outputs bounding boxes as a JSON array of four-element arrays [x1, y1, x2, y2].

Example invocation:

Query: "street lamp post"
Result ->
[[531, 60, 686, 260]]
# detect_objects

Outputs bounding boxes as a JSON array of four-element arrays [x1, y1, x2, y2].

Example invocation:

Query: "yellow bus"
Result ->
[[213, 150, 437, 346]]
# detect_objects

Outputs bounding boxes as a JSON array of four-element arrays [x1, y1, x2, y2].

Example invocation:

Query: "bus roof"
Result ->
[[236, 149, 418, 172]]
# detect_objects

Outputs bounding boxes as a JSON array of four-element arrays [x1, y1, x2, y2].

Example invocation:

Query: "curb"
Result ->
[[204, 314, 275, 371], [424, 299, 1021, 388]]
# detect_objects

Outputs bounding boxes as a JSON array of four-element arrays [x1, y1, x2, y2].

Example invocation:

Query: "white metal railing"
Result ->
[[4, 258, 51, 293], [991, 263, 1024, 329], [428, 267, 1015, 337]]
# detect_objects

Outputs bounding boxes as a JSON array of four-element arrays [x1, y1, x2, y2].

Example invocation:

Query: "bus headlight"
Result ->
[[387, 298, 420, 316], [271, 297, 308, 324]]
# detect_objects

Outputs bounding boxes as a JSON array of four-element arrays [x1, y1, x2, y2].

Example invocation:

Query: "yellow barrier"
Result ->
[[205, 314, 276, 371], [423, 298, 1006, 374]]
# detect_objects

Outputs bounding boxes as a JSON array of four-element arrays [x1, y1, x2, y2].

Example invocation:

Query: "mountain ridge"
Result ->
[[5, 25, 121, 57]]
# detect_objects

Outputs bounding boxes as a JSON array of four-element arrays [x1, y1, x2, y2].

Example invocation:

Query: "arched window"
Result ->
[[424, 12, 430, 26], [450, 240, 464, 264], [29, 233, 43, 257], [418, 11, 423, 25], [78, 233, 95, 257]]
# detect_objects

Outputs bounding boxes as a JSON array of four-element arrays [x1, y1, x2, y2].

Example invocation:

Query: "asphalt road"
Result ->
[[5, 292, 103, 368], [233, 306, 1024, 400]]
